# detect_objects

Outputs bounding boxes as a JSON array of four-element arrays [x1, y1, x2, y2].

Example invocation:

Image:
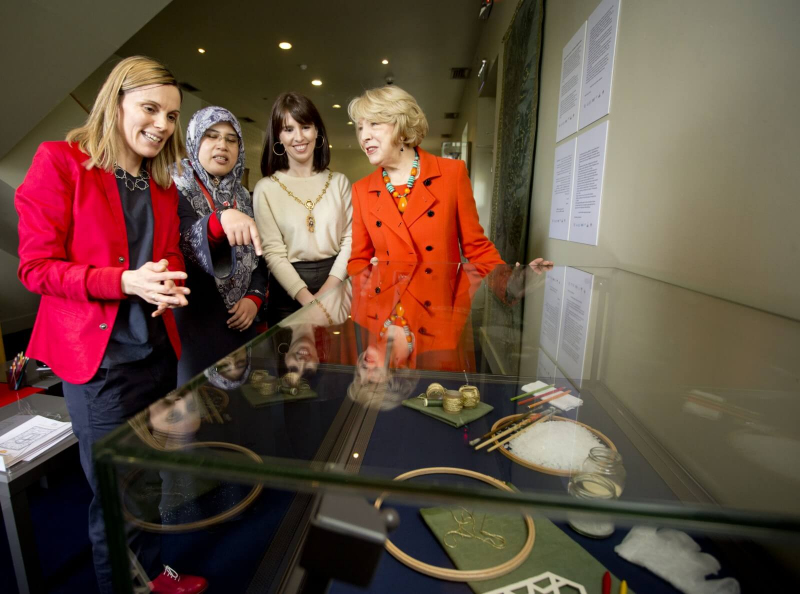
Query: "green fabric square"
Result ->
[[420, 507, 632, 594], [402, 397, 494, 428]]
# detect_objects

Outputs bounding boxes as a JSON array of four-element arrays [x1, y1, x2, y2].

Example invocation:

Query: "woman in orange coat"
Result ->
[[346, 85, 551, 277]]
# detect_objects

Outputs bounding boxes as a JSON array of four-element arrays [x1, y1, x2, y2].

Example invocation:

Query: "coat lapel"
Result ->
[[149, 179, 164, 261], [99, 167, 128, 246], [403, 148, 442, 228], [367, 169, 414, 250]]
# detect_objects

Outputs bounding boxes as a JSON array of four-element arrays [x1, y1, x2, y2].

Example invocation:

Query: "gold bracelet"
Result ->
[[312, 298, 334, 325]]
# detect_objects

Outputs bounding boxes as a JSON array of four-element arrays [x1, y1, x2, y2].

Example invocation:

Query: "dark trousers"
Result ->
[[266, 256, 336, 328], [63, 349, 177, 593]]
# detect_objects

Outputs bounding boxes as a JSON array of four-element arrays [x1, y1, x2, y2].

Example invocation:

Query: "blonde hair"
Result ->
[[347, 86, 428, 148], [66, 56, 185, 188]]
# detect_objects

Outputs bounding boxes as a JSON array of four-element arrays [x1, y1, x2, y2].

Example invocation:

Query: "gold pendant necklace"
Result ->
[[271, 171, 333, 232]]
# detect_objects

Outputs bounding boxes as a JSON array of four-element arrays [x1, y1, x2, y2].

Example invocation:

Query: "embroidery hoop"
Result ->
[[124, 413, 263, 533], [373, 467, 535, 581]]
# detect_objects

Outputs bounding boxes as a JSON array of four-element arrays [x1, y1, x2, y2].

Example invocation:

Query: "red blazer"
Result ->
[[347, 148, 504, 276], [15, 142, 184, 384]]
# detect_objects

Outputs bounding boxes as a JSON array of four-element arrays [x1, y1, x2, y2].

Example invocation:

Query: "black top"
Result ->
[[101, 171, 168, 367]]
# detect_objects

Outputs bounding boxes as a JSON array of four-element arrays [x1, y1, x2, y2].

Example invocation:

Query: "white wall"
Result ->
[[0, 0, 172, 159], [471, 97, 497, 233], [528, 0, 800, 320], [330, 149, 376, 185], [456, 0, 799, 320], [0, 248, 39, 334], [0, 97, 89, 333]]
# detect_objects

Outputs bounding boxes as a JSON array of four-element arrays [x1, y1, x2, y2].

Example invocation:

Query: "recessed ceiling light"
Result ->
[[347, 121, 353, 125], [332, 104, 341, 109], [311, 79, 322, 86], [198, 48, 206, 54], [381, 59, 389, 65], [278, 42, 292, 50], [329, 144, 333, 148]]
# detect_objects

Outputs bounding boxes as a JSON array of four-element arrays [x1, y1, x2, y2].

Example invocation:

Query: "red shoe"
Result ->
[[149, 565, 208, 594]]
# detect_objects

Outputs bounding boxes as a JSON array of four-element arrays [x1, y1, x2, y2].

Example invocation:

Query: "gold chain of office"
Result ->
[[270, 171, 333, 232]]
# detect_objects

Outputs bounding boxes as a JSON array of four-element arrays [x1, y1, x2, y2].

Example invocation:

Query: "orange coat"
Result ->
[[347, 148, 503, 276], [350, 261, 487, 371]]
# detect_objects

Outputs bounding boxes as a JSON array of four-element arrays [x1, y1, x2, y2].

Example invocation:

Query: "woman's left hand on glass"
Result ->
[[519, 257, 554, 275], [227, 297, 258, 331]]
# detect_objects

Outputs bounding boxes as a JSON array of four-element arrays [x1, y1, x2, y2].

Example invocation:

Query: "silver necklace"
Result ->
[[114, 164, 150, 191]]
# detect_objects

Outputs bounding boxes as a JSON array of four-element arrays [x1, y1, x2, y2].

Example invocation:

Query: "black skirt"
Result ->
[[266, 256, 337, 327]]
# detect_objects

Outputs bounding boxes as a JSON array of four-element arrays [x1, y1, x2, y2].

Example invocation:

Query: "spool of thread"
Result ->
[[255, 379, 279, 396], [251, 371, 279, 396], [459, 385, 480, 409], [443, 389, 463, 414], [426, 382, 447, 400]]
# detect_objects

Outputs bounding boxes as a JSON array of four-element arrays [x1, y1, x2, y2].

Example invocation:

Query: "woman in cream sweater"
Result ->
[[253, 92, 352, 328]]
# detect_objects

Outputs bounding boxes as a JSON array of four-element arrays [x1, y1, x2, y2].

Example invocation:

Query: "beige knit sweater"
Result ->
[[253, 169, 352, 298]]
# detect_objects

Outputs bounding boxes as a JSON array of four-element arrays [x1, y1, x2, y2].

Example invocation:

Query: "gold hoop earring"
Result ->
[[272, 142, 286, 156], [315, 135, 325, 150]]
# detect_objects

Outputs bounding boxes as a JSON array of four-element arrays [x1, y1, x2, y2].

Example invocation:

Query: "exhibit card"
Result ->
[[549, 139, 577, 240], [557, 267, 594, 386], [540, 265, 566, 359], [569, 120, 609, 246], [556, 23, 586, 142], [579, 0, 621, 129]]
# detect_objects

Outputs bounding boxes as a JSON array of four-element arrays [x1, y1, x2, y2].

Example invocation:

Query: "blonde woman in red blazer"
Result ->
[[346, 85, 552, 277], [15, 57, 205, 594]]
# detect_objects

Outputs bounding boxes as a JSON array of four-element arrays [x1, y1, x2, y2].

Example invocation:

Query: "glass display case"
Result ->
[[94, 263, 800, 593]]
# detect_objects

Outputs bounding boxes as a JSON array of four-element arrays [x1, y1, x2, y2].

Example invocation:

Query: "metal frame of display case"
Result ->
[[94, 266, 800, 592]]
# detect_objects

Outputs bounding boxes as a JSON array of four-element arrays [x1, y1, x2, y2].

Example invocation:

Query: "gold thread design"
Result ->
[[374, 467, 535, 582]]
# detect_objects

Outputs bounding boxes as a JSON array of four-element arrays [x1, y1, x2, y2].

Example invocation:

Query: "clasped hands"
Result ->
[[121, 259, 190, 317]]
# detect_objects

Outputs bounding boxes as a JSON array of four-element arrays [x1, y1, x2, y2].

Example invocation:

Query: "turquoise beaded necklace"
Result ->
[[382, 149, 420, 213]]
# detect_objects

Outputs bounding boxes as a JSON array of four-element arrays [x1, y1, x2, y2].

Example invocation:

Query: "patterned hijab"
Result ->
[[173, 106, 258, 307]]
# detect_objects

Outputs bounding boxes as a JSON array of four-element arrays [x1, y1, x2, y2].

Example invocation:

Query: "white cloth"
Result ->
[[253, 169, 352, 298], [615, 526, 740, 594]]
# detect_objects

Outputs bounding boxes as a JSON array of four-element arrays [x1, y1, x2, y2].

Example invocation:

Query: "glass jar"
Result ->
[[580, 446, 626, 497], [566, 473, 617, 538]]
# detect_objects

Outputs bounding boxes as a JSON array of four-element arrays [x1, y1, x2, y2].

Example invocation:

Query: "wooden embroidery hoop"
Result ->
[[125, 411, 263, 533], [373, 467, 535, 582]]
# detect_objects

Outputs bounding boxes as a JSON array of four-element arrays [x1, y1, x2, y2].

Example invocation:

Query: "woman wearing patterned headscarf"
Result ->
[[172, 106, 269, 383]]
